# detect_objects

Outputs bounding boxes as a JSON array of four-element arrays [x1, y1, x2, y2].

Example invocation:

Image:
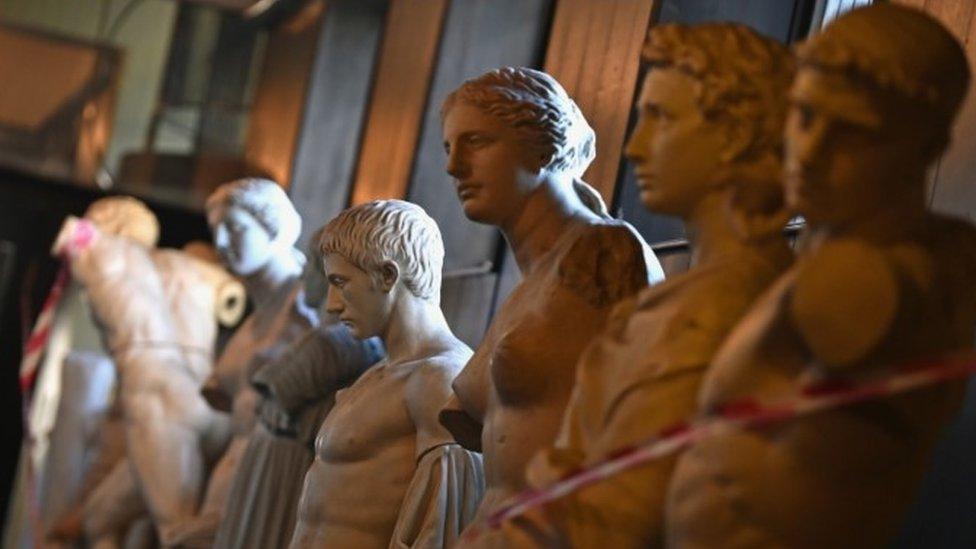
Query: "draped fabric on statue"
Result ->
[[213, 424, 311, 549], [390, 443, 485, 548], [215, 323, 382, 549]]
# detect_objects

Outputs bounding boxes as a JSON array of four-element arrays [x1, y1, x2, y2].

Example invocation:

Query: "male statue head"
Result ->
[[205, 178, 302, 276], [318, 200, 444, 340], [787, 3, 969, 232], [628, 23, 795, 239]]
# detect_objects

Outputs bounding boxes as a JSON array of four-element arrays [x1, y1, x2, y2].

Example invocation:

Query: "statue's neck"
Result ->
[[381, 295, 453, 364], [244, 248, 302, 308], [686, 190, 748, 268], [502, 176, 597, 273], [807, 183, 927, 250]]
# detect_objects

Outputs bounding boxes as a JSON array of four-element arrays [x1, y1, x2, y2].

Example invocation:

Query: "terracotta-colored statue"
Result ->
[[51, 215, 242, 547], [289, 200, 483, 548], [438, 67, 664, 525], [666, 5, 976, 548], [471, 23, 796, 548], [189, 178, 319, 549]]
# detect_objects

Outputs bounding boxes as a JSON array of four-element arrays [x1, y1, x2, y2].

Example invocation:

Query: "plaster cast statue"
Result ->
[[437, 67, 664, 525], [49, 245, 240, 549], [289, 200, 483, 548], [51, 215, 243, 547], [665, 6, 976, 548], [471, 24, 796, 548], [174, 178, 319, 549], [3, 196, 160, 549]]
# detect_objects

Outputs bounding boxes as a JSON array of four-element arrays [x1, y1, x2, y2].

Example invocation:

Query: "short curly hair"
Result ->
[[318, 200, 443, 302], [642, 23, 795, 161], [84, 196, 159, 247], [205, 178, 301, 248], [796, 4, 968, 144]]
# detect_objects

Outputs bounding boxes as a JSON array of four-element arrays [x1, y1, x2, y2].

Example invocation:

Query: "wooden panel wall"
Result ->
[[243, 1, 325, 188], [288, 0, 387, 245], [542, 0, 659, 202], [350, 0, 449, 205]]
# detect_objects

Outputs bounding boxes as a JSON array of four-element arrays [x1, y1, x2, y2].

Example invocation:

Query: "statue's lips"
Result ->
[[634, 172, 656, 190], [456, 183, 480, 200]]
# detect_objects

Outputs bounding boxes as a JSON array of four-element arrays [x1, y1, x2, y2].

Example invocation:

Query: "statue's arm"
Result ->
[[388, 359, 485, 548], [257, 324, 380, 410], [791, 239, 900, 368]]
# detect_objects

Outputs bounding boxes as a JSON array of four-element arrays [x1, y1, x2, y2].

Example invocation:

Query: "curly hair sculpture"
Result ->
[[206, 178, 301, 248], [319, 200, 444, 302], [643, 23, 795, 162]]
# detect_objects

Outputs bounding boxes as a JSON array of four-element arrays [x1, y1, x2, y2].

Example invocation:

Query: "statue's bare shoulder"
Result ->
[[557, 220, 658, 309], [404, 344, 474, 456]]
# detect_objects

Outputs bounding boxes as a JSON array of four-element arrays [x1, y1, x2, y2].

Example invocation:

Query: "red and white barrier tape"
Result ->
[[18, 264, 69, 394], [20, 218, 98, 395], [464, 353, 976, 540]]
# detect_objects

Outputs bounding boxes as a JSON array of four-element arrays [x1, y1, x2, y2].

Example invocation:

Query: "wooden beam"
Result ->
[[243, 0, 325, 189], [288, 0, 387, 245], [543, 0, 658, 203], [350, 0, 449, 205]]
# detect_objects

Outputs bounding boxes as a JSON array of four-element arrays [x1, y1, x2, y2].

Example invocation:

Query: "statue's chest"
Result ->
[[316, 364, 413, 458], [478, 275, 594, 406]]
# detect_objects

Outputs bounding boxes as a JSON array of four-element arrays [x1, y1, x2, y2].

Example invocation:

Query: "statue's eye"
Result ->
[[466, 134, 491, 148]]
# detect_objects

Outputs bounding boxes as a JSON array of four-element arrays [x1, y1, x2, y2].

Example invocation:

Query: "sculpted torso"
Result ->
[[210, 280, 312, 435], [453, 220, 657, 515], [292, 349, 469, 548], [193, 279, 314, 533], [666, 220, 976, 549]]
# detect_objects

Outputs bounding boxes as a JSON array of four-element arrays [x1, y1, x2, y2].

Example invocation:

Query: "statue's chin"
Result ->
[[460, 203, 501, 227]]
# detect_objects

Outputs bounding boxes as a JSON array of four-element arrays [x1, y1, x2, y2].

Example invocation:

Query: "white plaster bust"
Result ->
[[289, 200, 483, 548], [187, 178, 317, 548]]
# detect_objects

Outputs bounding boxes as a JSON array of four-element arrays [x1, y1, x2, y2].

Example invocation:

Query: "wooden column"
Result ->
[[243, 1, 325, 189], [542, 0, 659, 203], [350, 0, 449, 205], [288, 0, 388, 244]]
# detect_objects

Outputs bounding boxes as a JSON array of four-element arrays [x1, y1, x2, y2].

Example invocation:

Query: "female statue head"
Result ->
[[441, 67, 607, 227], [318, 199, 443, 338], [205, 178, 302, 276]]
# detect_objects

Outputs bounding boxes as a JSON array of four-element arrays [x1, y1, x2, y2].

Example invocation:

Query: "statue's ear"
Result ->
[[378, 260, 400, 293]]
